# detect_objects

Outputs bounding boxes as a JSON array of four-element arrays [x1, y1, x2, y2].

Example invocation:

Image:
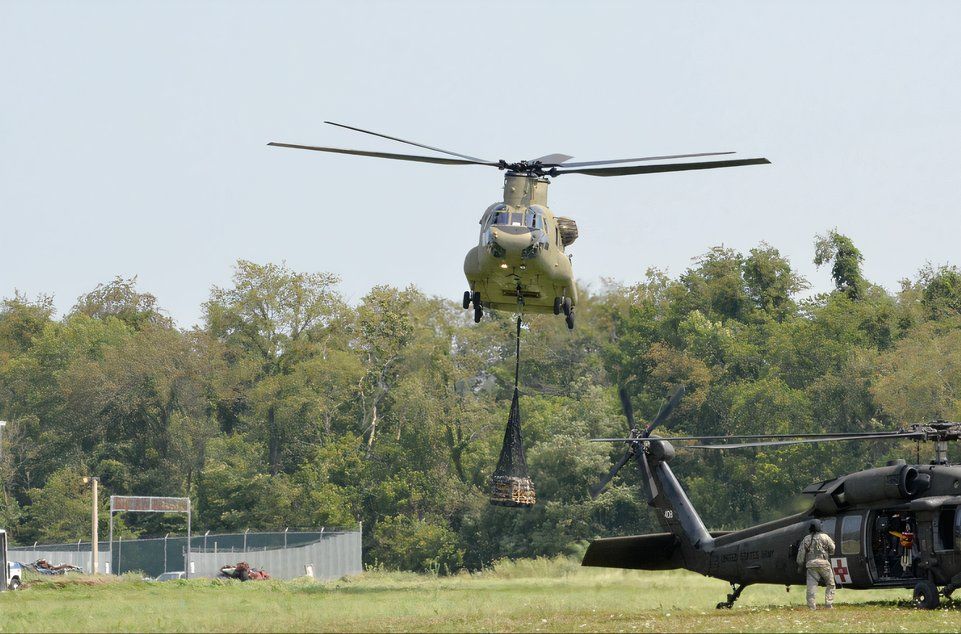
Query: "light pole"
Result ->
[[83, 477, 99, 574], [0, 421, 6, 468]]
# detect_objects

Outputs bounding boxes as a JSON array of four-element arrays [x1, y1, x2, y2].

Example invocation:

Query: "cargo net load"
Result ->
[[489, 317, 536, 508]]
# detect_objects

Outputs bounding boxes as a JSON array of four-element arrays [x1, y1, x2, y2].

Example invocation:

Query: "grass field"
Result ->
[[1, 558, 958, 632]]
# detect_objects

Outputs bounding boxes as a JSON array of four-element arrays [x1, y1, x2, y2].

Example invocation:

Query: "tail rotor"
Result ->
[[590, 385, 685, 499]]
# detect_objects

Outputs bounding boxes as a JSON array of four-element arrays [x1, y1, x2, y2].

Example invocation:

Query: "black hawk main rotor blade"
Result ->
[[556, 157, 771, 177], [324, 121, 495, 164], [267, 142, 498, 167], [590, 431, 912, 443], [688, 432, 925, 450]]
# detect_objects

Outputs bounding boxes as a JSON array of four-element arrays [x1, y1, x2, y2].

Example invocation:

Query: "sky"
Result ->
[[3, 1, 961, 327]]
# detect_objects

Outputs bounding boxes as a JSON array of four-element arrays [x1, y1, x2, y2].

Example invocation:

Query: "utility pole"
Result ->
[[84, 477, 99, 574], [0, 421, 7, 506]]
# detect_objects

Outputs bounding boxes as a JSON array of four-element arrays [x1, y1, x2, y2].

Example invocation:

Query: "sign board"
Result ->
[[109, 496, 192, 579], [110, 496, 190, 513]]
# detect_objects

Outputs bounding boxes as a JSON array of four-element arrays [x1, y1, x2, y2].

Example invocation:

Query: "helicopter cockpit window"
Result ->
[[525, 207, 546, 230], [487, 205, 510, 227], [841, 514, 862, 555], [820, 518, 837, 547]]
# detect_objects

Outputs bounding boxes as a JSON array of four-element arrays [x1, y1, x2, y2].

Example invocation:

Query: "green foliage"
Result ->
[[370, 514, 463, 573], [2, 237, 959, 567], [814, 230, 866, 300]]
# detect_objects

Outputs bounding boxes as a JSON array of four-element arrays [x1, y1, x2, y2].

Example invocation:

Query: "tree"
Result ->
[[72, 276, 171, 330], [205, 261, 344, 473], [919, 264, 961, 319], [742, 244, 808, 320], [814, 230, 866, 300]]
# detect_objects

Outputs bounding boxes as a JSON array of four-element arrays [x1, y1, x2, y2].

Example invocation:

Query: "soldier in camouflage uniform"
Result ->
[[796, 519, 837, 609]]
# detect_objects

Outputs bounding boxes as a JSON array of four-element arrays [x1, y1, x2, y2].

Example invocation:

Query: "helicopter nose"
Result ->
[[490, 227, 534, 254]]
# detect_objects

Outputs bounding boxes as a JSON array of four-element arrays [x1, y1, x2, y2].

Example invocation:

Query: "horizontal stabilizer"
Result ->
[[581, 533, 682, 570], [581, 531, 731, 570]]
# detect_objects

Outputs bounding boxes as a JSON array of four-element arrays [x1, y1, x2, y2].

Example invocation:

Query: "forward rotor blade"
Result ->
[[644, 386, 686, 436], [324, 121, 494, 164], [556, 157, 771, 177], [689, 432, 924, 450], [268, 143, 498, 166], [559, 151, 735, 168], [618, 387, 637, 432], [591, 449, 633, 499]]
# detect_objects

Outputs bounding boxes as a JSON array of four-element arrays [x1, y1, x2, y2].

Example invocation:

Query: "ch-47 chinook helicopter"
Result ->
[[269, 123, 769, 329], [584, 387, 961, 610]]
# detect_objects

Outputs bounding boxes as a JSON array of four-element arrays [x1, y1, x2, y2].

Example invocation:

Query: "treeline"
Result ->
[[1, 231, 960, 571]]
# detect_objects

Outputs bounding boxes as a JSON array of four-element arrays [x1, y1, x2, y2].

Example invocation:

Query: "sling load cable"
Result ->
[[489, 315, 536, 507]]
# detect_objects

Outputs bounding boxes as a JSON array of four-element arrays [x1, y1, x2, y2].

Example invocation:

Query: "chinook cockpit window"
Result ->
[[527, 206, 545, 230], [490, 206, 545, 229]]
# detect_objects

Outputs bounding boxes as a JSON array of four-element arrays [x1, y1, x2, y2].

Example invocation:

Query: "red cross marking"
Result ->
[[833, 562, 849, 583]]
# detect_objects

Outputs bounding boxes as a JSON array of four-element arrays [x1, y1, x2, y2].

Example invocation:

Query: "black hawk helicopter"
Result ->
[[584, 387, 961, 610]]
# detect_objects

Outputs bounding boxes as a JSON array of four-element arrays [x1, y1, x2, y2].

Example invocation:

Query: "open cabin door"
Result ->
[[867, 510, 924, 584]]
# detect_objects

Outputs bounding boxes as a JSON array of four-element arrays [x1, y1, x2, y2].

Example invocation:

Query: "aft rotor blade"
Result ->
[[618, 387, 637, 433], [556, 157, 771, 177], [559, 151, 735, 168], [590, 449, 633, 499], [689, 432, 925, 450], [535, 153, 574, 165], [644, 385, 686, 437], [268, 143, 498, 166], [324, 121, 495, 164]]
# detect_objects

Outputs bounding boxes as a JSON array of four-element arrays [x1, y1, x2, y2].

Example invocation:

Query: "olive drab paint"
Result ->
[[463, 174, 578, 317]]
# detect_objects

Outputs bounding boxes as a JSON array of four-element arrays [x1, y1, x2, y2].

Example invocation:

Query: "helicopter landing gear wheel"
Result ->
[[472, 291, 480, 308], [565, 310, 574, 330], [562, 297, 572, 317], [463, 291, 472, 310], [553, 296, 562, 315], [715, 583, 746, 610], [913, 580, 940, 610]]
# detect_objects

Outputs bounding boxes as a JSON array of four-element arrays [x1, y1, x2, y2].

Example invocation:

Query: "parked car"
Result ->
[[151, 571, 186, 582]]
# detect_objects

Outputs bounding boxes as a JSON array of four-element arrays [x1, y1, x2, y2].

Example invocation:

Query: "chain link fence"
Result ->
[[9, 528, 362, 580]]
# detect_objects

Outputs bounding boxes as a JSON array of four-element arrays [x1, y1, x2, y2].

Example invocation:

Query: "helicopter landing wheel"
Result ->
[[462, 291, 472, 310], [562, 297, 572, 317], [472, 291, 481, 308], [565, 310, 574, 330], [715, 583, 746, 609], [913, 580, 940, 610], [473, 305, 483, 323], [553, 297, 562, 315]]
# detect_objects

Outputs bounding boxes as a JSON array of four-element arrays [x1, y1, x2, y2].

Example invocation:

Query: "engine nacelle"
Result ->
[[834, 464, 930, 506]]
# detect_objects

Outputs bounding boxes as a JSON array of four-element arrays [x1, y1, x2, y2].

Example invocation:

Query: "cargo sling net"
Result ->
[[490, 316, 536, 508]]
